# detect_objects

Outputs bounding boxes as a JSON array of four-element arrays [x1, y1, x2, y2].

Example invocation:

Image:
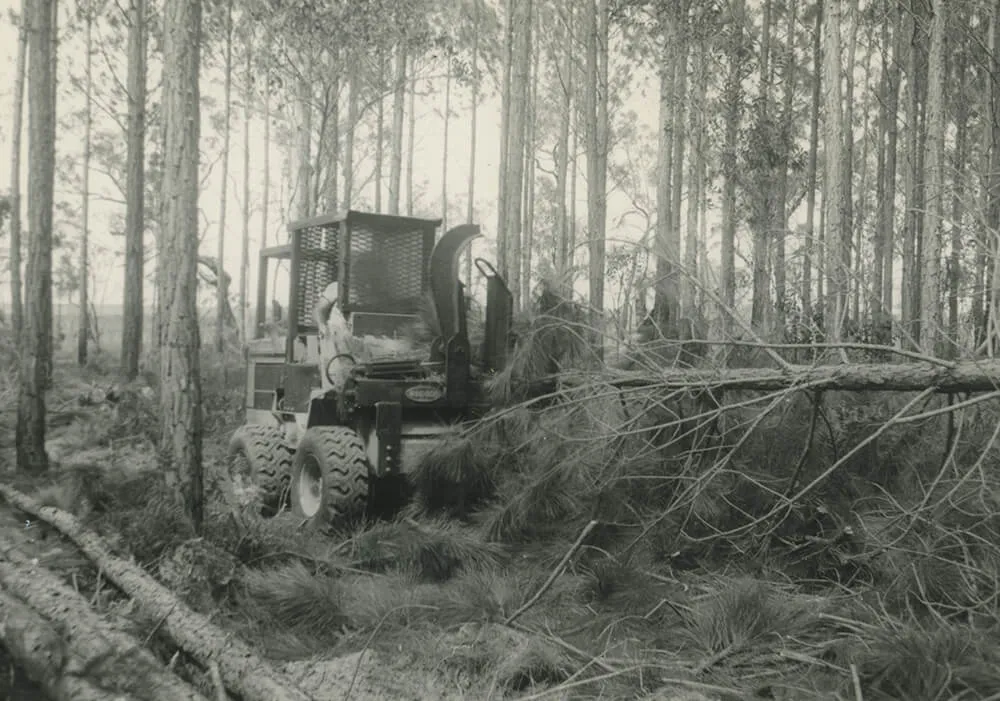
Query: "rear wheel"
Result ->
[[290, 427, 370, 528], [227, 425, 293, 516]]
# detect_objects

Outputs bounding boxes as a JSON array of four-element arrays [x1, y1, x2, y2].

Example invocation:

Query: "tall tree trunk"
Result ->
[[919, 0, 946, 354], [654, 5, 678, 323], [261, 58, 271, 248], [854, 31, 873, 322], [160, 0, 204, 533], [321, 51, 339, 213], [569, 76, 578, 288], [503, 0, 531, 311], [822, 0, 846, 340], [9, 0, 28, 340], [555, 2, 573, 290], [522, 13, 539, 306], [374, 52, 385, 212], [240, 46, 251, 345], [720, 0, 744, 330], [17, 0, 57, 473], [979, 2, 1000, 351], [949, 38, 968, 352], [466, 6, 480, 286], [842, 0, 859, 322], [120, 0, 146, 379], [77, 3, 93, 366], [750, 0, 773, 332], [441, 65, 451, 232], [389, 45, 406, 215], [876, 0, 901, 315], [774, 0, 797, 332], [902, 0, 924, 346], [587, 0, 609, 320], [215, 0, 233, 353], [497, 0, 515, 278], [343, 72, 358, 209], [683, 35, 706, 318], [802, 0, 822, 322], [295, 54, 312, 219], [669, 9, 689, 321], [406, 65, 416, 216]]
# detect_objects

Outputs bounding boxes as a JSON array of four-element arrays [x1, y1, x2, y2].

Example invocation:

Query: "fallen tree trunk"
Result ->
[[0, 544, 207, 701], [600, 359, 1000, 393], [0, 482, 315, 701], [0, 584, 139, 701]]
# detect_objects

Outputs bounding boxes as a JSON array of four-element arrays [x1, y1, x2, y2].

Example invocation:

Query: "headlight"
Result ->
[[326, 354, 356, 385]]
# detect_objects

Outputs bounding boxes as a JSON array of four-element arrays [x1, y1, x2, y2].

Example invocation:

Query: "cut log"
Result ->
[[0, 544, 207, 701], [601, 359, 1000, 393], [0, 584, 138, 701], [0, 482, 315, 701]]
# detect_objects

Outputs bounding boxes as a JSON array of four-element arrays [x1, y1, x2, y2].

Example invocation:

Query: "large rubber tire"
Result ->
[[290, 427, 370, 528], [227, 424, 293, 516]]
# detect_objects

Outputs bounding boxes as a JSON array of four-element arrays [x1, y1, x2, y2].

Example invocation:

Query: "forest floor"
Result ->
[[3, 343, 1000, 700]]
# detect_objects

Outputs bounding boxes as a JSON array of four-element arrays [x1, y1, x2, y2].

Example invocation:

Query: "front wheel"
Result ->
[[290, 427, 370, 528]]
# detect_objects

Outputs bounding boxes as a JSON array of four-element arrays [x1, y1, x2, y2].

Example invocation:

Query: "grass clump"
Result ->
[[341, 517, 509, 581], [237, 561, 347, 656], [847, 624, 1000, 700]]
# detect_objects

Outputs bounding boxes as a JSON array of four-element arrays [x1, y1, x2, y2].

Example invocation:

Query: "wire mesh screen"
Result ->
[[294, 222, 339, 331], [347, 219, 431, 314]]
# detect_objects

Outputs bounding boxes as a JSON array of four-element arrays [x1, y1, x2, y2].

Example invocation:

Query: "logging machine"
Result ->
[[228, 210, 514, 527]]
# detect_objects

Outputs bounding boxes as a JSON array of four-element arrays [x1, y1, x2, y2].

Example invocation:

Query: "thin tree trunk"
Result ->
[[323, 52, 339, 212], [802, 0, 822, 321], [240, 46, 251, 345], [343, 71, 358, 209], [569, 76, 578, 288], [215, 0, 233, 353], [978, 2, 1000, 351], [949, 41, 968, 353], [441, 65, 451, 232], [9, 0, 28, 339], [655, 5, 677, 322], [854, 32, 873, 322], [295, 54, 312, 219], [17, 0, 57, 473], [522, 13, 539, 306], [720, 0, 743, 330], [77, 3, 93, 366], [751, 0, 773, 332], [555, 2, 573, 290], [465, 6, 480, 286], [375, 51, 385, 212], [877, 0, 901, 315], [822, 0, 846, 340], [497, 0, 515, 277], [842, 0, 859, 323], [160, 0, 204, 532], [389, 45, 406, 215], [406, 63, 416, 216], [669, 9, 689, 321], [588, 0, 609, 319], [261, 58, 271, 247], [919, 0, 945, 354], [683, 36, 706, 318], [120, 0, 146, 379], [774, 0, 797, 332]]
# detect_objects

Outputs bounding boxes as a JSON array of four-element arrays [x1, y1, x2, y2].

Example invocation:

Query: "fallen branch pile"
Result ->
[[0, 481, 316, 701]]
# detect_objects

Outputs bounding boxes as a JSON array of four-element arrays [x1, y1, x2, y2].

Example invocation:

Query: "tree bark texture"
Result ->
[[17, 0, 57, 474], [8, 0, 28, 339], [120, 0, 146, 380], [389, 44, 406, 215], [78, 4, 93, 366], [160, 0, 205, 533], [215, 0, 234, 353], [802, 0, 822, 320], [0, 484, 314, 701], [822, 0, 846, 340]]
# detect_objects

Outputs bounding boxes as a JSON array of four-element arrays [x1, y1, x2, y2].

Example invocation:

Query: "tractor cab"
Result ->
[[235, 211, 514, 526]]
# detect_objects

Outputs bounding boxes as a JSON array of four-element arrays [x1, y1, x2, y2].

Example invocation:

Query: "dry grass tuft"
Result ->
[[238, 561, 347, 650], [342, 517, 509, 581], [847, 624, 1000, 700]]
